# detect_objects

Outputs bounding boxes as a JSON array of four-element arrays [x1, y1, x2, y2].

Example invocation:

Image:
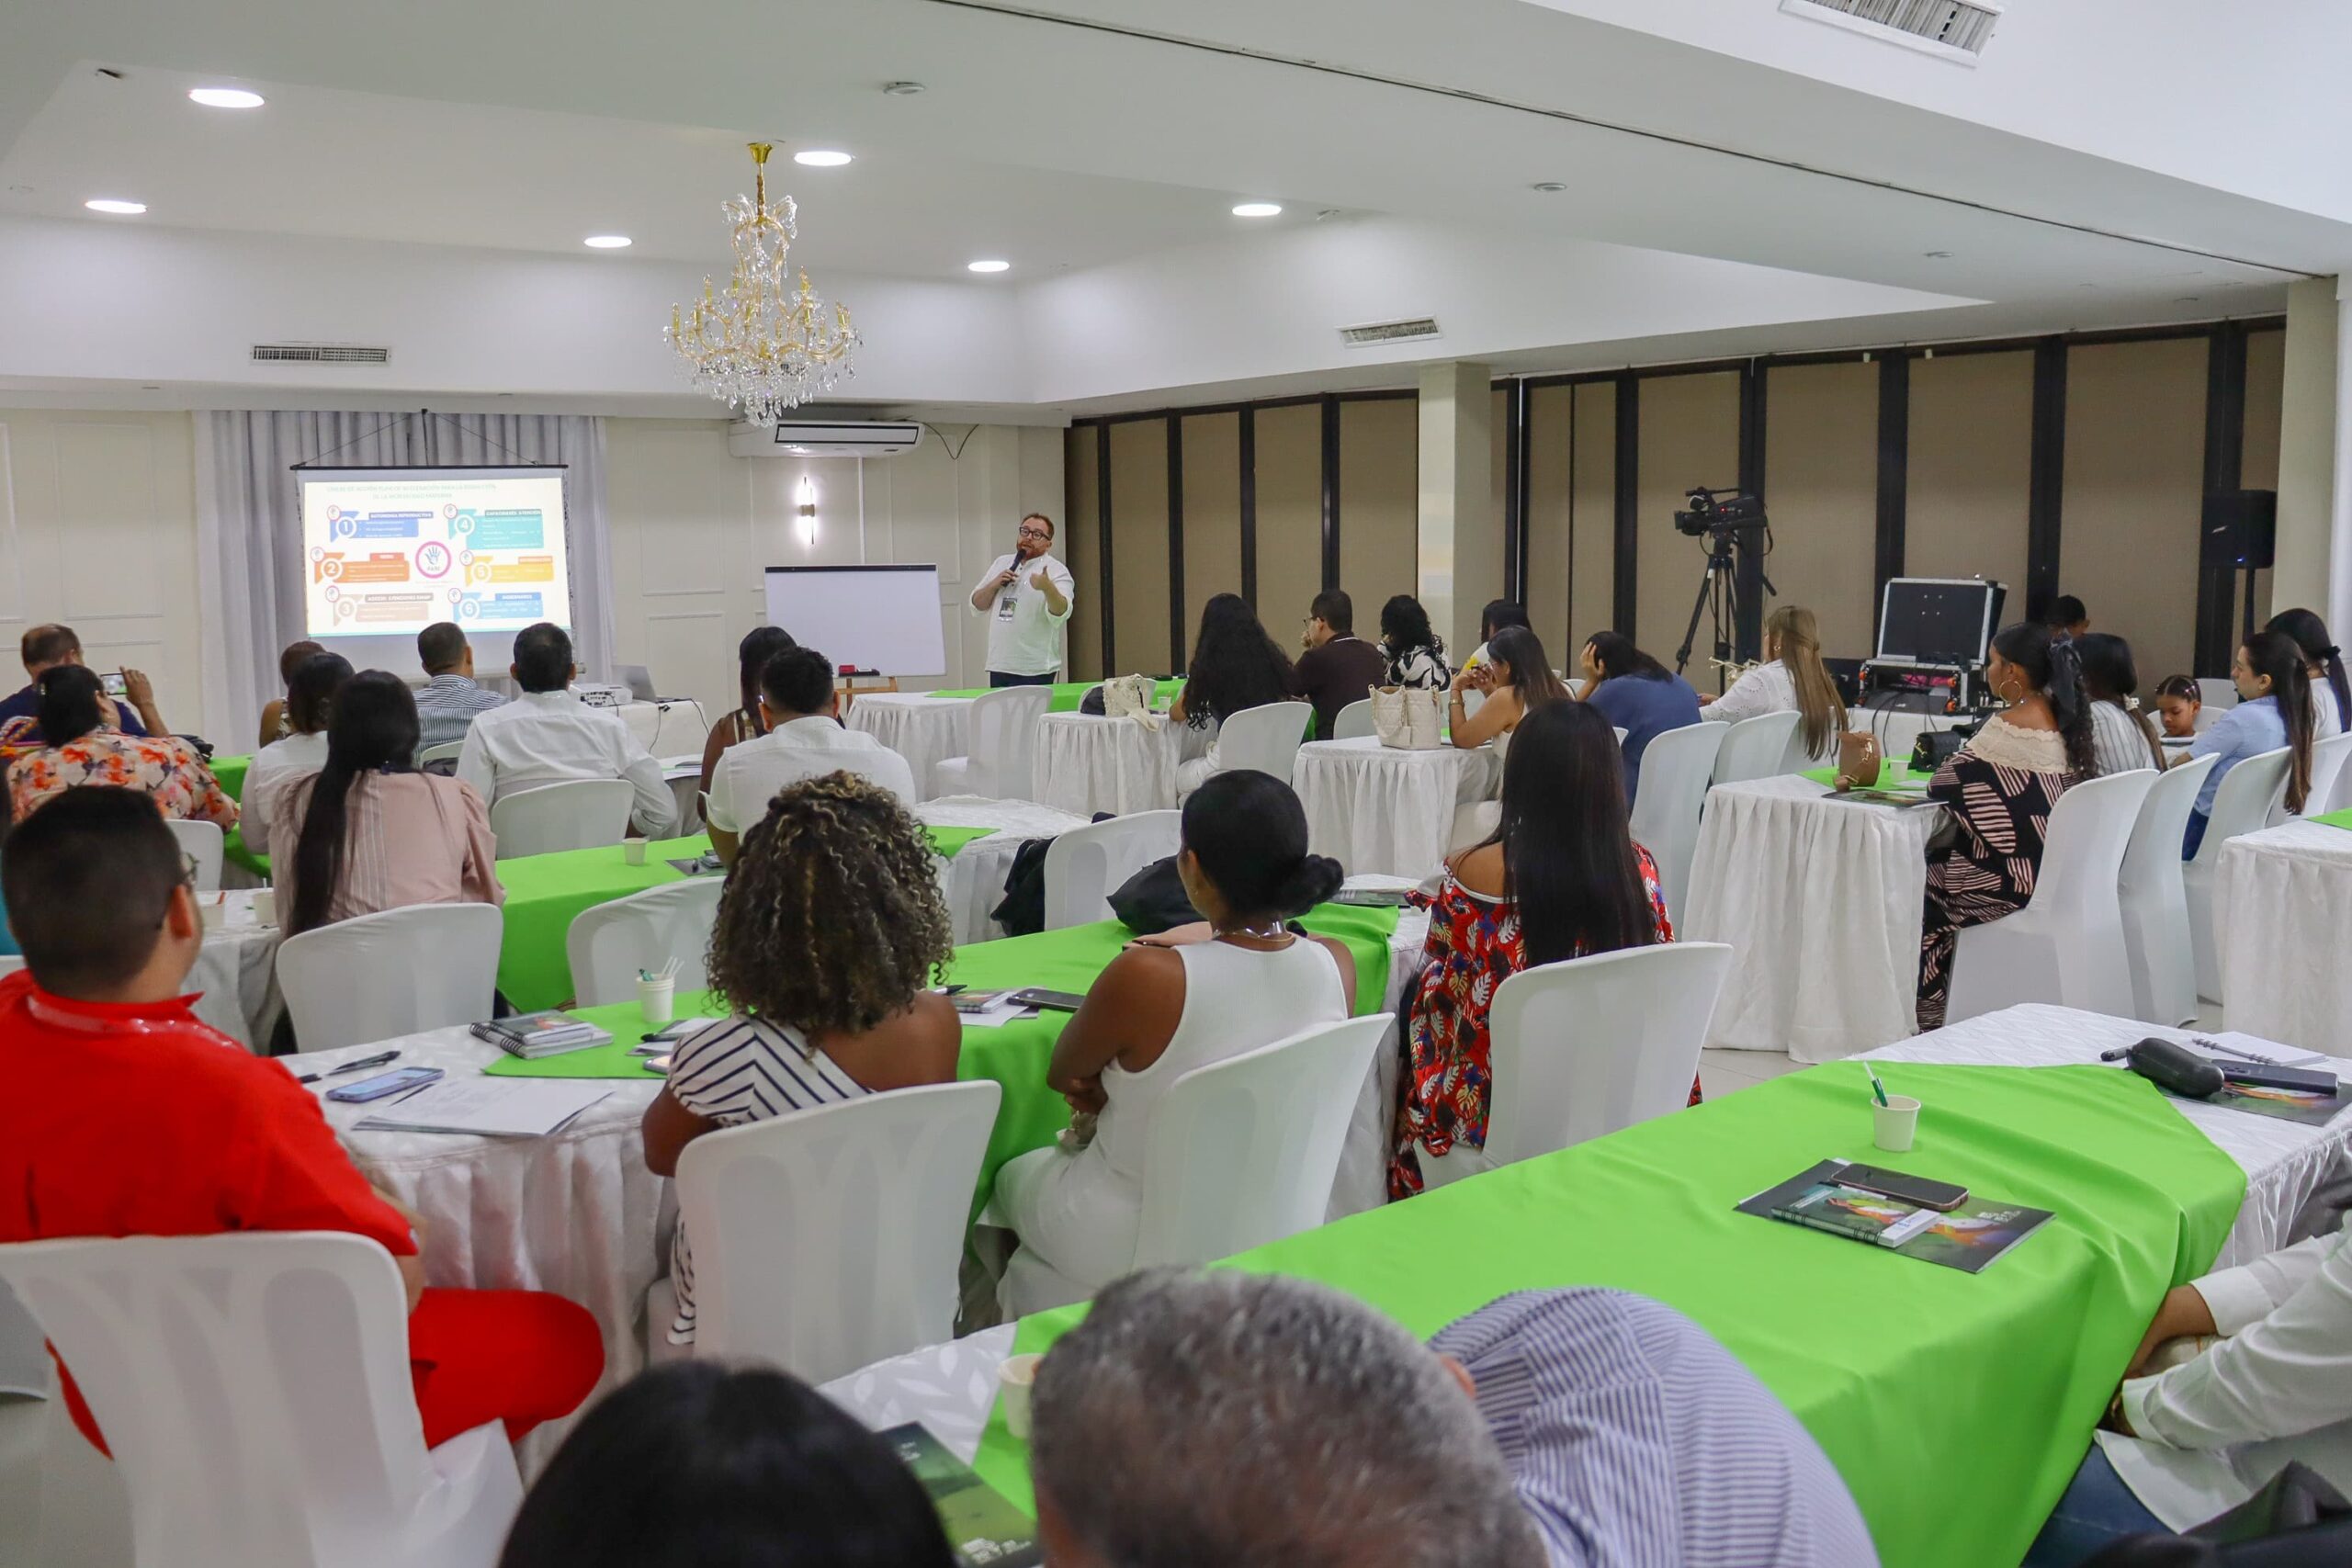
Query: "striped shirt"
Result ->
[[1431, 1289, 1879, 1568], [413, 673, 509, 752], [663, 1015, 870, 1344]]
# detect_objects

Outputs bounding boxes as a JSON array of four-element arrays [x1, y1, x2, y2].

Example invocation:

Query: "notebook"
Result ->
[[1739, 1159, 2052, 1274], [469, 1010, 614, 1060]]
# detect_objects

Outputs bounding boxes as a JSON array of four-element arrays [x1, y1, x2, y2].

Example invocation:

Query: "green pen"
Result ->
[[1862, 1062, 1891, 1109]]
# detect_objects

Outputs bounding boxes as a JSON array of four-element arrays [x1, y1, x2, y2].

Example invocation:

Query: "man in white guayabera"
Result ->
[[970, 512, 1074, 687]]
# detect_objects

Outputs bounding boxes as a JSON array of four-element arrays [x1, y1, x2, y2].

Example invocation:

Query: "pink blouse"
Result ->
[[274, 771, 503, 931]]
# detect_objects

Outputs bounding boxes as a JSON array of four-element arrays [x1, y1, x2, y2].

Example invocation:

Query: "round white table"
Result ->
[[1293, 737, 1502, 880], [1034, 713, 1209, 818], [846, 693, 973, 800], [917, 796, 1091, 942], [1681, 775, 1945, 1062], [191, 888, 286, 1051], [2217, 819, 2352, 1058]]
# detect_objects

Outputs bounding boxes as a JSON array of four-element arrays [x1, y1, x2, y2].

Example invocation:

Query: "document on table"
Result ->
[[351, 1078, 614, 1136]]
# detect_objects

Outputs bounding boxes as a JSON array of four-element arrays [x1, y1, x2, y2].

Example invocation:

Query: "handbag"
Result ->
[[1101, 674, 1161, 729], [1834, 729, 1883, 789], [1107, 855, 1201, 934], [1372, 684, 1445, 750]]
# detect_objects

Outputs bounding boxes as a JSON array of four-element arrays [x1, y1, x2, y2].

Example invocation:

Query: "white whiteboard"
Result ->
[[764, 565, 946, 678]]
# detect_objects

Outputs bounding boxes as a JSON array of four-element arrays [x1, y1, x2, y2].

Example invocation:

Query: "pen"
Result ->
[[296, 1050, 401, 1085], [1862, 1062, 1891, 1109]]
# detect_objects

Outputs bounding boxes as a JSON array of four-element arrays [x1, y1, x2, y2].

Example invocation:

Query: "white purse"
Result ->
[[1101, 673, 1162, 730], [1371, 684, 1445, 750]]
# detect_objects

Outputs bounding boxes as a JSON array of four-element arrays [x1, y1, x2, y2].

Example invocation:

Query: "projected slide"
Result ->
[[297, 467, 571, 638]]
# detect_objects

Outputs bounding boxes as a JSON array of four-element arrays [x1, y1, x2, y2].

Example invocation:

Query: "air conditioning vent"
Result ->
[[251, 343, 392, 365], [726, 420, 925, 459], [1339, 317, 1442, 348], [1781, 0, 2000, 60]]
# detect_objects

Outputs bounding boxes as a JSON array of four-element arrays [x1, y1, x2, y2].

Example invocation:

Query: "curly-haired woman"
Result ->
[[639, 771, 961, 1348]]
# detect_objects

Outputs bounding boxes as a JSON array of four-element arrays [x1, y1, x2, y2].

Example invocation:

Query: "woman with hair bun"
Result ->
[[993, 769, 1354, 1314]]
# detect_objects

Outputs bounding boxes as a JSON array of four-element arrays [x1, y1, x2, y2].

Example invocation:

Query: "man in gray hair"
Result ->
[[1027, 1269, 1878, 1568]]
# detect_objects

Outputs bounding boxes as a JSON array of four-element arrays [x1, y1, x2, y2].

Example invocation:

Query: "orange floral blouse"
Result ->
[[6, 729, 240, 828]]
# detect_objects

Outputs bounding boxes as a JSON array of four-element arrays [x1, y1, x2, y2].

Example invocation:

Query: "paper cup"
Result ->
[[638, 976, 675, 1027], [1873, 1095, 1921, 1154], [999, 1352, 1044, 1441], [250, 889, 277, 927], [623, 837, 649, 867], [199, 900, 227, 934]]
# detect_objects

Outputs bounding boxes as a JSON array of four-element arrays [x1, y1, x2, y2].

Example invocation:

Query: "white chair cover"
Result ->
[[1947, 768, 2157, 1024], [0, 1232, 521, 1568], [932, 684, 1053, 802], [488, 779, 637, 859], [414, 740, 466, 777], [1210, 701, 1314, 784], [164, 818, 224, 893], [277, 903, 503, 1052], [1711, 710, 1801, 786], [1330, 697, 1376, 741], [1041, 810, 1182, 930], [2120, 753, 2217, 1026], [673, 1081, 1001, 1385], [2187, 746, 2292, 1002], [2285, 732, 2352, 824], [565, 878, 726, 1007], [1628, 721, 1728, 925]]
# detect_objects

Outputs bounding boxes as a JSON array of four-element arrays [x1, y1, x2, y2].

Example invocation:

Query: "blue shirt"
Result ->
[[2187, 694, 2287, 821], [413, 673, 509, 753], [1434, 1289, 1878, 1567], [0, 681, 147, 740], [1584, 672, 1703, 800]]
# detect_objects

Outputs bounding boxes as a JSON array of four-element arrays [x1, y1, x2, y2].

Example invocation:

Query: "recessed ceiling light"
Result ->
[[967, 259, 1011, 274], [1531, 182, 1567, 193], [882, 81, 926, 96], [187, 87, 265, 108], [85, 198, 145, 215], [794, 150, 853, 167], [1924, 250, 1954, 258], [582, 234, 633, 248], [1231, 202, 1283, 218]]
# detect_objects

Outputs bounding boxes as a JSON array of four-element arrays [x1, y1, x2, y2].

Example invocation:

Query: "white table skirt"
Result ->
[[828, 1000, 2352, 1455], [847, 694, 973, 801], [1034, 713, 1209, 818], [2218, 820, 2352, 1060], [917, 796, 1091, 943], [1682, 776, 1945, 1063], [190, 889, 285, 1052], [1293, 738, 1502, 880]]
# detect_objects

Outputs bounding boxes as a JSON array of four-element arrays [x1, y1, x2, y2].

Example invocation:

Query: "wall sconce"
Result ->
[[796, 473, 819, 546]]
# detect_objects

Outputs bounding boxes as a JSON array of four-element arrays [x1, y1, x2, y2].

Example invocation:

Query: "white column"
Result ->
[[1416, 361, 1496, 658], [2329, 280, 2352, 637]]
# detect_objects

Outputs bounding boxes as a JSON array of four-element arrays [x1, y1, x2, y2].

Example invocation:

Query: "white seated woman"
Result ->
[[993, 769, 1354, 1315]]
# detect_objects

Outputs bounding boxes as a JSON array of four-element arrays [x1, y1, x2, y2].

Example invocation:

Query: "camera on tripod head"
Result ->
[[1674, 487, 1768, 538]]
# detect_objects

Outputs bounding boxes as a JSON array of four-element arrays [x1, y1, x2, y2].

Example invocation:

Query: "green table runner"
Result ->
[[1800, 759, 1928, 790], [973, 1061, 2245, 1568], [211, 752, 251, 802], [487, 904, 1401, 1213], [205, 755, 274, 878], [927, 679, 1184, 713], [2311, 806, 2352, 831]]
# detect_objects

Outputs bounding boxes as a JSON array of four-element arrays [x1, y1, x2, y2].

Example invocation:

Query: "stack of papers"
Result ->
[[470, 1010, 613, 1059], [351, 1078, 615, 1137]]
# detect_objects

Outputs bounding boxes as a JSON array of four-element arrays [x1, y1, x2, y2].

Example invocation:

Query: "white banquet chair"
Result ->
[[1204, 701, 1313, 785], [932, 684, 1052, 802], [1041, 810, 1182, 930], [1419, 943, 1730, 1188], [277, 903, 503, 1052], [1628, 721, 1727, 925], [1710, 711, 1801, 786], [488, 779, 637, 859], [565, 877, 726, 1006], [2119, 753, 2217, 1027], [164, 818, 223, 892], [1945, 768, 2157, 1024], [2278, 732, 2352, 825], [1, 1232, 522, 1568], [2186, 746, 2292, 1003], [415, 740, 466, 776], [1331, 698, 1375, 741], [658, 1080, 1001, 1385]]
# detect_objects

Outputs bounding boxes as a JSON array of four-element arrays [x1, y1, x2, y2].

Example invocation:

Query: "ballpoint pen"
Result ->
[[295, 1050, 401, 1085]]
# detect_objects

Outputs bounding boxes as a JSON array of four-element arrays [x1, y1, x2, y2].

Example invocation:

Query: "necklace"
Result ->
[[1214, 919, 1291, 942]]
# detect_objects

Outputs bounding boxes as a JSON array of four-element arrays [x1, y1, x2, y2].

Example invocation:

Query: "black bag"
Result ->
[[1910, 724, 1972, 773], [1107, 855, 1201, 935], [1079, 684, 1108, 716], [2116, 1036, 2228, 1100], [989, 838, 1055, 938]]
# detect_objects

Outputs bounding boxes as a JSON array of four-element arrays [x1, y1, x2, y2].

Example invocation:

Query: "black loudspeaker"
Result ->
[[2203, 490, 2278, 569]]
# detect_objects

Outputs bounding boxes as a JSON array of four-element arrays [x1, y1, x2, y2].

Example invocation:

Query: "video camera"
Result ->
[[1674, 486, 1768, 537]]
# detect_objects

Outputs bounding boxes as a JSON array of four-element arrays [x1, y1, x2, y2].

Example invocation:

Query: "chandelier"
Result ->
[[666, 142, 860, 422]]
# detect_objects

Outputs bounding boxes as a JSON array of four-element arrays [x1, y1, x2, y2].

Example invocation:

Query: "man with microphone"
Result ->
[[969, 512, 1075, 687]]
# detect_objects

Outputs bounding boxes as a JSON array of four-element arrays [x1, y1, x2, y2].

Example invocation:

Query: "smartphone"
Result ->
[[1836, 1164, 1968, 1213], [101, 671, 129, 698], [2218, 1062, 2342, 1096], [950, 989, 1008, 1015], [325, 1066, 445, 1103], [1332, 886, 1408, 908], [640, 1055, 673, 1076], [1007, 987, 1086, 1013]]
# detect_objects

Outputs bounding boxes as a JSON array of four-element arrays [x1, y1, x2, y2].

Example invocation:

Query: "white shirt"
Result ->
[[704, 715, 918, 833], [2089, 700, 2165, 777], [1707, 660, 1796, 725], [972, 551, 1074, 678], [2312, 681, 2344, 742], [2104, 1229, 2352, 1530], [242, 730, 330, 856], [455, 688, 677, 837]]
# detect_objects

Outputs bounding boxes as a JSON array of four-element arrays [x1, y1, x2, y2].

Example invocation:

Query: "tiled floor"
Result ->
[[1699, 1046, 1803, 1097], [0, 1393, 43, 1563]]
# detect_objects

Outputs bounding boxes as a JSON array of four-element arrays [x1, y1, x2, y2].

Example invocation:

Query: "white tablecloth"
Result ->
[[1293, 738, 1503, 880], [1683, 775, 1945, 1062], [1034, 713, 1209, 818], [826, 1001, 2352, 1454], [191, 889, 285, 1051], [1850, 704, 1965, 768], [615, 698, 708, 761], [2218, 820, 2352, 1058], [847, 693, 973, 799], [917, 796, 1091, 943]]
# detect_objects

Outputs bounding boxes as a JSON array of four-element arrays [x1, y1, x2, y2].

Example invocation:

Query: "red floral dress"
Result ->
[[1390, 844, 1690, 1198], [5, 729, 240, 828]]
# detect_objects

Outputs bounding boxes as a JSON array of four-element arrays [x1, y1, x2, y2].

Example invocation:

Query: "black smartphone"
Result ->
[[1007, 987, 1086, 1012], [2217, 1062, 2342, 1096], [1331, 886, 1408, 908], [1836, 1164, 1968, 1213], [325, 1066, 446, 1103]]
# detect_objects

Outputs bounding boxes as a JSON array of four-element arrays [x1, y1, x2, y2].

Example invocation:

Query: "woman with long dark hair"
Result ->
[[279, 671, 501, 936], [698, 624, 798, 796], [2266, 607, 2348, 741], [4, 664, 237, 827], [1577, 630, 1702, 799], [1916, 622, 2094, 1030], [243, 650, 353, 856], [1394, 702, 1683, 1196], [1447, 625, 1569, 751], [1170, 593, 1303, 796], [1378, 594, 1452, 690], [2183, 630, 2314, 856], [2075, 633, 2166, 776]]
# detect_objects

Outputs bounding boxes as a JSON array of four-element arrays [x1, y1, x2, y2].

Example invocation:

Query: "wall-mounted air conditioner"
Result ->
[[727, 421, 925, 458]]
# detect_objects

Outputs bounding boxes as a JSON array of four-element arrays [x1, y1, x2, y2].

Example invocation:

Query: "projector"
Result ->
[[571, 682, 632, 709]]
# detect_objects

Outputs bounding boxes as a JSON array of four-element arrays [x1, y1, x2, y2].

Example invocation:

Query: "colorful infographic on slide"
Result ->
[[298, 468, 572, 638]]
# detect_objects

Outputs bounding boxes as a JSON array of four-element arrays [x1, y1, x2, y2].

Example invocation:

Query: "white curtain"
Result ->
[[195, 411, 615, 743]]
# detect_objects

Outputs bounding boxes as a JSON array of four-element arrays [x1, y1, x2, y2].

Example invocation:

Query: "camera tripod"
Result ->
[[1674, 528, 1775, 677]]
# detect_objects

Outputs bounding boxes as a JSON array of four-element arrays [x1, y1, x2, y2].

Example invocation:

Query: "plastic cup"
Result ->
[[1873, 1095, 1921, 1154], [250, 889, 277, 927], [623, 837, 649, 867], [199, 900, 227, 934], [998, 1352, 1044, 1441], [638, 976, 675, 1027]]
